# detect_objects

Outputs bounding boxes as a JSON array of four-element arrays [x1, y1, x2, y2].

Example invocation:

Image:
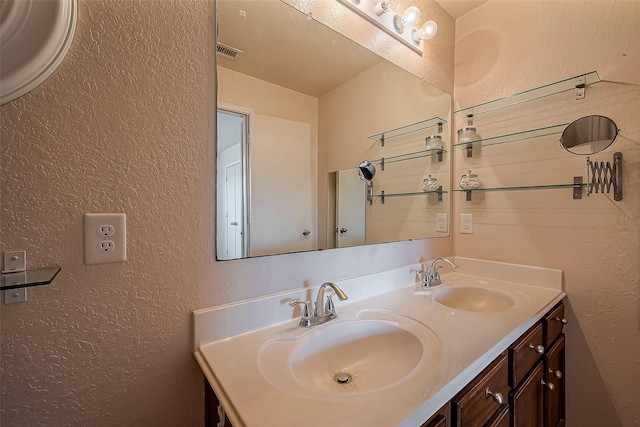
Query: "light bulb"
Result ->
[[393, 6, 420, 32], [413, 20, 438, 43], [402, 6, 421, 27]]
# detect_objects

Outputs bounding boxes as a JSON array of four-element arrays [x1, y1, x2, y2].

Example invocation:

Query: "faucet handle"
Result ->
[[289, 300, 312, 319], [324, 292, 337, 314]]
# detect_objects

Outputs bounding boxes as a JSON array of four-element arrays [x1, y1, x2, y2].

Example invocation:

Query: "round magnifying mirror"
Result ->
[[358, 160, 376, 182], [560, 115, 619, 156]]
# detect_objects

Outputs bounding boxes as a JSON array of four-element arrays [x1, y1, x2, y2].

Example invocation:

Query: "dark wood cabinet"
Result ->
[[510, 362, 545, 427], [421, 403, 450, 427], [509, 323, 545, 387], [451, 353, 509, 427], [545, 335, 565, 427]]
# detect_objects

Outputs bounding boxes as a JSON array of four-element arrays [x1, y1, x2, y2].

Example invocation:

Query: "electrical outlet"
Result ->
[[436, 213, 448, 233], [97, 225, 115, 237], [460, 213, 474, 234], [97, 240, 116, 252], [84, 213, 126, 265]]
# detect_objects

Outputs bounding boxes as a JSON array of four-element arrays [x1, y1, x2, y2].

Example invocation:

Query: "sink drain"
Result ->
[[334, 372, 353, 385]]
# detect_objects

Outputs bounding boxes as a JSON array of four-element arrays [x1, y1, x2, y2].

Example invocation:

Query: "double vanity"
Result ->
[[193, 257, 565, 426]]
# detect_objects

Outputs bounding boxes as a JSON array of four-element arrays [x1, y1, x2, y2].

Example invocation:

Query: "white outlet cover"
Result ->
[[84, 213, 126, 265]]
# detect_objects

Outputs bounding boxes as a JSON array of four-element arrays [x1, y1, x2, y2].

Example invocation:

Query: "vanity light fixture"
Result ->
[[338, 0, 437, 55]]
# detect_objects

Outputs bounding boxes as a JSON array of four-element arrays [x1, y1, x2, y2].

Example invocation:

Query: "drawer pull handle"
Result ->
[[528, 344, 545, 354], [555, 316, 568, 324], [541, 379, 555, 391], [549, 368, 563, 379], [485, 387, 504, 404]]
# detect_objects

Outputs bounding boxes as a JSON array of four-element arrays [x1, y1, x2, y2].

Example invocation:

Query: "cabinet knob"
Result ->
[[485, 387, 504, 404], [339, 227, 348, 234], [528, 343, 545, 354], [555, 316, 568, 324], [548, 368, 563, 379], [541, 379, 555, 391], [302, 229, 311, 236]]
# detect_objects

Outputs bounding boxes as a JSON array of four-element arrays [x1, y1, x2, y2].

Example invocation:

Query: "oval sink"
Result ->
[[436, 287, 515, 313], [258, 310, 442, 398]]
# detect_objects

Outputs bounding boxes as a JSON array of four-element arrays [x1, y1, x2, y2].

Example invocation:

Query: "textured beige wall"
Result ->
[[453, 2, 640, 426], [0, 0, 454, 425]]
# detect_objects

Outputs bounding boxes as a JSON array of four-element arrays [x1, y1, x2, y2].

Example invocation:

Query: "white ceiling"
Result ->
[[435, 0, 488, 19], [217, 0, 382, 98]]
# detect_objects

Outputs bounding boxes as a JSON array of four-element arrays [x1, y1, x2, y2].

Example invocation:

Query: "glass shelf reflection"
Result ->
[[368, 117, 447, 143]]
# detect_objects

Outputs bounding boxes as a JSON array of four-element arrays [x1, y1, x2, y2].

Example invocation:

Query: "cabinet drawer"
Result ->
[[509, 322, 544, 387], [487, 405, 509, 427], [452, 352, 509, 427], [544, 302, 566, 348]]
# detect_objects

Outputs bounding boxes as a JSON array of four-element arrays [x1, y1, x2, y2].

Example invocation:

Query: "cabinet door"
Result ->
[[510, 362, 544, 427], [421, 414, 447, 427], [545, 335, 566, 427], [452, 353, 509, 427]]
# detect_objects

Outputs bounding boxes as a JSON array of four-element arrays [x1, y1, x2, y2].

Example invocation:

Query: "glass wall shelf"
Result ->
[[453, 123, 568, 156], [373, 147, 446, 168], [375, 187, 447, 203], [454, 71, 600, 120], [1, 267, 61, 290], [453, 183, 587, 201], [368, 117, 447, 145]]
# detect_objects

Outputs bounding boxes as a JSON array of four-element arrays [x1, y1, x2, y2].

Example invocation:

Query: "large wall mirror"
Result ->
[[216, 0, 452, 260]]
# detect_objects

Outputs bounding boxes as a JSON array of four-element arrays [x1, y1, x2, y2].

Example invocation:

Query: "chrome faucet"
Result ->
[[417, 258, 459, 287], [289, 282, 348, 327]]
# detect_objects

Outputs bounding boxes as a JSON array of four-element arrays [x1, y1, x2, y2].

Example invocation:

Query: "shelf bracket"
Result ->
[[466, 113, 474, 126], [436, 186, 443, 203], [437, 149, 444, 162], [573, 176, 583, 199], [380, 157, 385, 171], [465, 190, 472, 201], [465, 144, 473, 158], [575, 76, 586, 100], [380, 134, 385, 147], [380, 190, 385, 204], [614, 152, 622, 201], [437, 122, 443, 133]]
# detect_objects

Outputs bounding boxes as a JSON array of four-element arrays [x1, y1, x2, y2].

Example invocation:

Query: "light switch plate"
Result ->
[[460, 213, 474, 234], [84, 213, 127, 265], [436, 214, 448, 232]]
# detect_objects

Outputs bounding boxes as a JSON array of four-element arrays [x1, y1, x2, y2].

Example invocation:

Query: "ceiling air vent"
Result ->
[[216, 43, 243, 60]]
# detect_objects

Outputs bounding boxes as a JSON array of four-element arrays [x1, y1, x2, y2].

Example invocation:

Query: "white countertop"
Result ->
[[193, 257, 565, 426]]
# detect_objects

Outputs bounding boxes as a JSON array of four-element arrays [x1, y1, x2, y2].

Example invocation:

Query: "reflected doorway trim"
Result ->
[[218, 102, 253, 258]]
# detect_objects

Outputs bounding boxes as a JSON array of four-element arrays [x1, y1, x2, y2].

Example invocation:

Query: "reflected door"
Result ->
[[251, 114, 315, 255], [217, 109, 249, 260], [336, 168, 365, 248], [224, 161, 243, 259]]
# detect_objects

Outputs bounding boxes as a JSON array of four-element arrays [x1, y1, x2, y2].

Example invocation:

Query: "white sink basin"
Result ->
[[435, 286, 515, 312], [258, 310, 442, 398]]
